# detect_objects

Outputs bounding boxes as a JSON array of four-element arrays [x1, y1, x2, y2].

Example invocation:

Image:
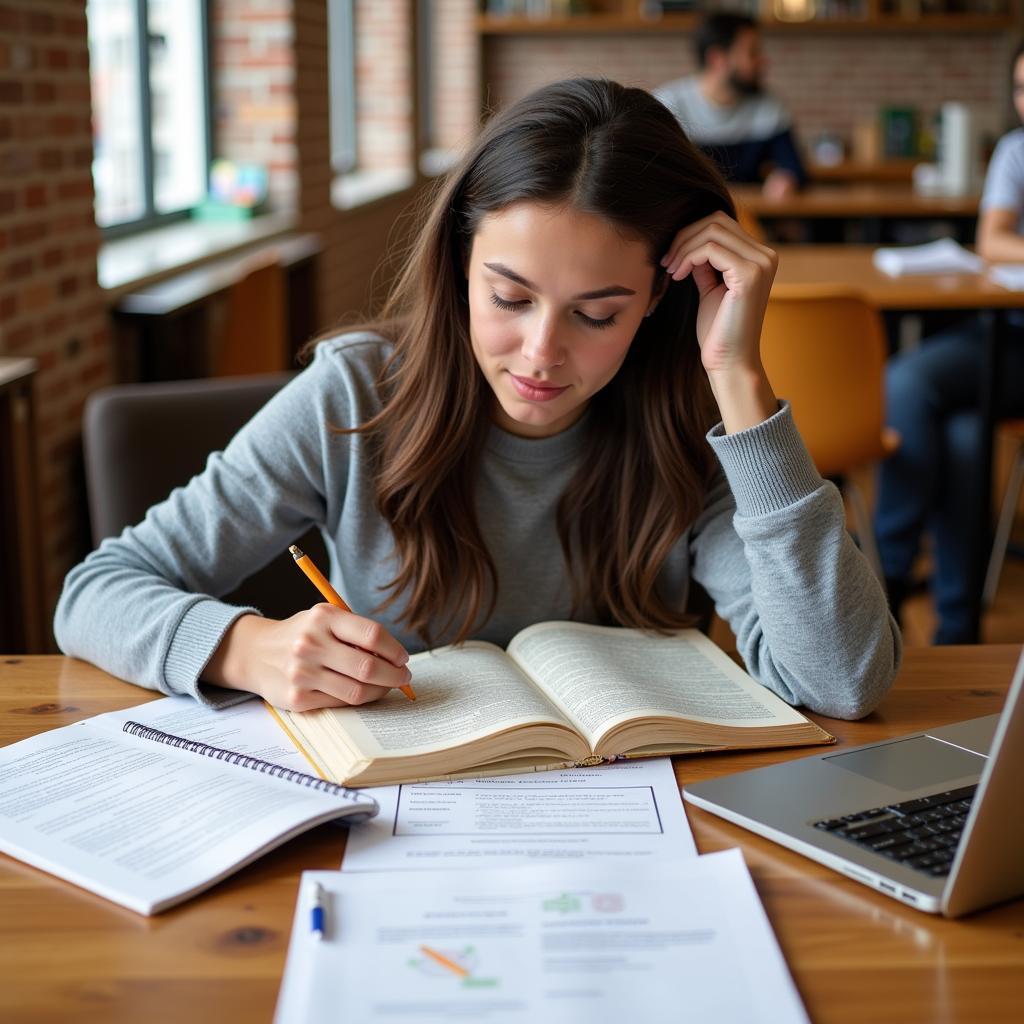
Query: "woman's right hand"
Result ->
[[203, 607, 412, 711]]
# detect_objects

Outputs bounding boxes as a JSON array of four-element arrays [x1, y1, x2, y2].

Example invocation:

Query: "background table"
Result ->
[[1, 649, 1022, 1023], [733, 185, 981, 244]]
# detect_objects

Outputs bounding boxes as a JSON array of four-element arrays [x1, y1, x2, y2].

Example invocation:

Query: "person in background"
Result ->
[[654, 11, 807, 199], [874, 41, 1024, 644]]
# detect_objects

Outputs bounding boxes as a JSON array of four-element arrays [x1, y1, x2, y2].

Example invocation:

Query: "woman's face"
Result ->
[[467, 202, 661, 439]]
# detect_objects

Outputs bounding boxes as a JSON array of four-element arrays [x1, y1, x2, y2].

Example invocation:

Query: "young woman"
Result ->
[[874, 44, 1024, 643], [56, 79, 899, 719]]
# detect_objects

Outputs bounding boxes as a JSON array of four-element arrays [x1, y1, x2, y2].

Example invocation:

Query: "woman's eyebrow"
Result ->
[[483, 261, 636, 300]]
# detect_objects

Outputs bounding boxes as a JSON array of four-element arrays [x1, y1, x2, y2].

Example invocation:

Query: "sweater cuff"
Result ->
[[164, 598, 262, 709], [706, 400, 823, 518]]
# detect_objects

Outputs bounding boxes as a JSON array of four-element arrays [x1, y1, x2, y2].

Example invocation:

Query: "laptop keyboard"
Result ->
[[812, 785, 977, 877]]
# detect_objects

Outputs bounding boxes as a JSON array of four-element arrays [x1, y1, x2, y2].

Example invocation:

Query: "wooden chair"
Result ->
[[983, 419, 1024, 606], [83, 374, 327, 620], [759, 286, 899, 578]]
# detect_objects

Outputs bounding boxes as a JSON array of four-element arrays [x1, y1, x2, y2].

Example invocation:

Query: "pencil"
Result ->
[[288, 544, 416, 701], [419, 944, 469, 978]]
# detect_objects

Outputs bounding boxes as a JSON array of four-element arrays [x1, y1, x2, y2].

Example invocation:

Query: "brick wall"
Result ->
[[482, 30, 1014, 153], [356, 0, 413, 172], [0, 1, 111, 640], [212, 0, 298, 213]]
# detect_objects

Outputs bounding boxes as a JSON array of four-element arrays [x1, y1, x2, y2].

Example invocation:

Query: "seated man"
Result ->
[[654, 12, 806, 199]]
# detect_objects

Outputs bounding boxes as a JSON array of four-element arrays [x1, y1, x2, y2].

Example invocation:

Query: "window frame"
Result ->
[[92, 0, 214, 239]]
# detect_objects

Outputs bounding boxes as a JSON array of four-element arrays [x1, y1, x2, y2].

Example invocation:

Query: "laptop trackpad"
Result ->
[[825, 735, 984, 791]]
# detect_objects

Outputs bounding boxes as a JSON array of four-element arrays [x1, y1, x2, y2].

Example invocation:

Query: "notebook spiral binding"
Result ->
[[122, 720, 375, 809]]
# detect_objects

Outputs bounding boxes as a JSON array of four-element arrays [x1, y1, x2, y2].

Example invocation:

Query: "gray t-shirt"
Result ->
[[981, 126, 1024, 233], [653, 75, 791, 147], [54, 334, 900, 719]]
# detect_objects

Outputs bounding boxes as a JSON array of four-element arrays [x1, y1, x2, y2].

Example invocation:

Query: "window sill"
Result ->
[[98, 212, 297, 298], [332, 167, 416, 211]]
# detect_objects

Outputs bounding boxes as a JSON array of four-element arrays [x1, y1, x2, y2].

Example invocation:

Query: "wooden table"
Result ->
[[734, 184, 981, 220], [2, 649, 1022, 1023], [772, 244, 1023, 310], [772, 244, 1023, 643], [733, 185, 980, 244]]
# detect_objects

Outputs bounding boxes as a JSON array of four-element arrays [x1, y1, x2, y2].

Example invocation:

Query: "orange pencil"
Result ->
[[419, 944, 469, 978], [288, 544, 416, 701]]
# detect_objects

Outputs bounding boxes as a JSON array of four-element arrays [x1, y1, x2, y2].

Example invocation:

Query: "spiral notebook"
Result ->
[[0, 697, 378, 915]]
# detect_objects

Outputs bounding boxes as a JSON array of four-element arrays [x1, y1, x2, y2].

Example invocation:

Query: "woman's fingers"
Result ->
[[662, 211, 774, 273], [268, 605, 413, 711], [664, 223, 774, 279], [312, 603, 409, 667]]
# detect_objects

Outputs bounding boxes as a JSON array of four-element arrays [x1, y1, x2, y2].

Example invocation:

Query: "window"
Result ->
[[87, 0, 211, 234], [328, 0, 357, 174], [327, 0, 478, 208]]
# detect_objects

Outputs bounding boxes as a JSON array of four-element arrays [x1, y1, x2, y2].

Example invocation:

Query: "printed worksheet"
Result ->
[[274, 850, 808, 1024], [341, 756, 696, 871]]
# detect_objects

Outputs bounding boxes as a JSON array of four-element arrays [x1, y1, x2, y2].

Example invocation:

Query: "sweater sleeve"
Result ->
[[690, 401, 902, 720], [53, 344, 365, 707]]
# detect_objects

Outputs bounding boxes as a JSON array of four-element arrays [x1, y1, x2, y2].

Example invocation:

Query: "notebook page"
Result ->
[[0, 719, 373, 915]]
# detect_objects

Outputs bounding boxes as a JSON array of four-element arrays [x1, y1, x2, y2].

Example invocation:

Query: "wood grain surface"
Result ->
[[1, 648, 1022, 1024]]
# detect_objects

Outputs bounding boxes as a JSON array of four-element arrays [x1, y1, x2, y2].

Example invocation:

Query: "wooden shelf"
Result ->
[[478, 12, 1015, 34]]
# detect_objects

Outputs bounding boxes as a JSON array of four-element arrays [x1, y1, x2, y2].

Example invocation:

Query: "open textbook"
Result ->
[[274, 850, 809, 1024], [273, 622, 834, 787], [0, 697, 377, 915]]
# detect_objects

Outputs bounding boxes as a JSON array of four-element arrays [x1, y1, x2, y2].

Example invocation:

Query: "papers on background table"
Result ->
[[273, 850, 808, 1024], [873, 237, 984, 277], [341, 756, 697, 872], [988, 263, 1024, 291]]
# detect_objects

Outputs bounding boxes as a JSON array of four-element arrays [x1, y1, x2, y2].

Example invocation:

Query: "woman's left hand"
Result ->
[[660, 210, 778, 376], [660, 211, 780, 432]]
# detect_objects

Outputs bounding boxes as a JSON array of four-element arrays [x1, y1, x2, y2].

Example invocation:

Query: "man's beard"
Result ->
[[727, 71, 762, 97]]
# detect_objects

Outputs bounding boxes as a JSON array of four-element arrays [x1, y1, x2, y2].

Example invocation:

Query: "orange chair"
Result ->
[[734, 202, 766, 242], [213, 254, 287, 376], [759, 286, 899, 578], [983, 419, 1024, 606]]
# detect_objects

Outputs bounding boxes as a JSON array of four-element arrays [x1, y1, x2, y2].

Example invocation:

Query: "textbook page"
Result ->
[[341, 756, 696, 872], [0, 718, 375, 915], [274, 850, 808, 1024], [508, 622, 810, 746], [98, 695, 311, 773], [291, 641, 580, 760]]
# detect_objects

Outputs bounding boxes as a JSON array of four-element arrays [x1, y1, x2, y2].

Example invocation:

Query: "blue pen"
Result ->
[[311, 882, 326, 941]]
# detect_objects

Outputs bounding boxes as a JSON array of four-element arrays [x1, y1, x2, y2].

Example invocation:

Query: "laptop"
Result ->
[[683, 646, 1024, 917]]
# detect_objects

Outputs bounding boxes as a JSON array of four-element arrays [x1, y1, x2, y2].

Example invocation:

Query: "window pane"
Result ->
[[148, 0, 207, 214], [328, 0, 357, 173], [418, 0, 478, 176], [87, 0, 146, 228]]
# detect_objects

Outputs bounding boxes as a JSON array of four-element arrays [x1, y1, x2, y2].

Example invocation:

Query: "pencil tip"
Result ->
[[289, 544, 303, 560]]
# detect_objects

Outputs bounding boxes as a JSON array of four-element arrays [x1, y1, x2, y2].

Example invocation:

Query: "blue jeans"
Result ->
[[874, 316, 1024, 644]]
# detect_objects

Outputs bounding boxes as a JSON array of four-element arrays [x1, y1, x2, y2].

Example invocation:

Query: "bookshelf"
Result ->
[[477, 1, 1018, 33]]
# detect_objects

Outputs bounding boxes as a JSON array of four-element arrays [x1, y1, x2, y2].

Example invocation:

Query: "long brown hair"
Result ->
[[326, 78, 734, 646]]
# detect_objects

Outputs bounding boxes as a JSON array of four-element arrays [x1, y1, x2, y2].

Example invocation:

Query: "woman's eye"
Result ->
[[490, 292, 529, 312], [576, 311, 617, 330], [489, 291, 616, 330]]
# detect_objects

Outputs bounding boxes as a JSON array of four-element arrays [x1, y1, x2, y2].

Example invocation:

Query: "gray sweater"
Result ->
[[55, 335, 901, 718]]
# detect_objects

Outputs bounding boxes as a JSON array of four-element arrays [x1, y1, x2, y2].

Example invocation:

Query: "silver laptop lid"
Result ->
[[942, 646, 1024, 917]]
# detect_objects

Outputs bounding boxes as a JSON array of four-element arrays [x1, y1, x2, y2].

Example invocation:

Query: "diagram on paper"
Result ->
[[407, 944, 501, 989]]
